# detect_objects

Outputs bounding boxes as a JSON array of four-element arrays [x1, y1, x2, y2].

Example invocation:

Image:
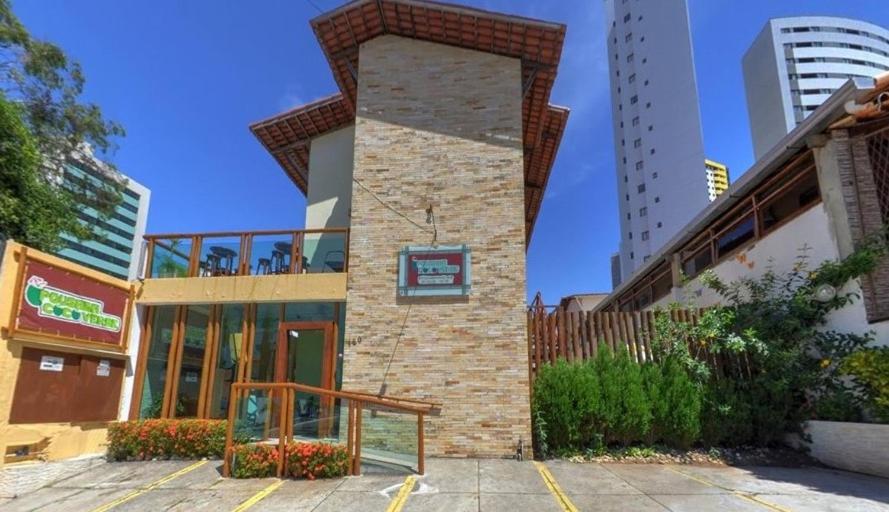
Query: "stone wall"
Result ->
[[343, 35, 531, 457]]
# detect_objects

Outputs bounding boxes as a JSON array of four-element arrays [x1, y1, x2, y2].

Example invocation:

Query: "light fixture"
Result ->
[[813, 283, 837, 303]]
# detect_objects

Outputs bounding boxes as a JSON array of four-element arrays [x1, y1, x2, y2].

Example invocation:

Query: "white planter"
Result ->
[[802, 420, 889, 478]]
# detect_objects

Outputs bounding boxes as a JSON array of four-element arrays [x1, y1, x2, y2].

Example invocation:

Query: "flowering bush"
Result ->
[[285, 442, 349, 480], [232, 444, 279, 479], [107, 419, 227, 461], [230, 442, 349, 479]]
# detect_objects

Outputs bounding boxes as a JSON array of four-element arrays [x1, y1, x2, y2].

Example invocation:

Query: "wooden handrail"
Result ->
[[230, 382, 437, 414], [144, 227, 349, 240]]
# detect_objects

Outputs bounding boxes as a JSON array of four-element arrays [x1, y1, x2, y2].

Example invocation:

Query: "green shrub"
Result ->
[[596, 346, 651, 445], [842, 347, 889, 422], [107, 419, 227, 461], [532, 359, 600, 454], [656, 358, 701, 449], [701, 379, 753, 447]]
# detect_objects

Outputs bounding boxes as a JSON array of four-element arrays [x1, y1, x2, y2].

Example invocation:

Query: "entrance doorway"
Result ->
[[274, 321, 337, 439]]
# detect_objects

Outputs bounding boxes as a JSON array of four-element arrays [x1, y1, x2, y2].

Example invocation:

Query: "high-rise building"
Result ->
[[57, 155, 150, 280], [743, 16, 889, 160], [705, 159, 729, 201], [605, 0, 710, 285], [610, 252, 622, 289]]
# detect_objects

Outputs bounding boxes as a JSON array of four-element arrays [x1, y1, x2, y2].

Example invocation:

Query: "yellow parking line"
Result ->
[[533, 461, 579, 512], [385, 475, 416, 512], [231, 479, 285, 512], [664, 466, 792, 512], [90, 460, 208, 512]]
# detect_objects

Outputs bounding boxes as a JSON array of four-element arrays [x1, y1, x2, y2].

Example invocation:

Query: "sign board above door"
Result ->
[[397, 245, 471, 297]]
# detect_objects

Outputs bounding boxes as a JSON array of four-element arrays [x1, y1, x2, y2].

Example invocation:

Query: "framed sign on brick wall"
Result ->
[[397, 245, 471, 297]]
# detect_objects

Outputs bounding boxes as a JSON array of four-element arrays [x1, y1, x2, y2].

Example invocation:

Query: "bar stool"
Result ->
[[202, 253, 221, 277], [273, 241, 293, 273], [209, 246, 237, 275], [256, 257, 271, 275]]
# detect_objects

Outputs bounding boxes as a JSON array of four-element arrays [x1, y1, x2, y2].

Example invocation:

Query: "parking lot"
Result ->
[[3, 458, 889, 511]]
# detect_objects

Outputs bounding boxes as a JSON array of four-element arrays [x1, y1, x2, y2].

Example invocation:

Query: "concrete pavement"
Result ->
[[4, 457, 889, 511]]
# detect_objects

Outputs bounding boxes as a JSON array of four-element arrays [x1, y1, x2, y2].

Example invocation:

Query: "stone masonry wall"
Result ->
[[343, 35, 531, 457]]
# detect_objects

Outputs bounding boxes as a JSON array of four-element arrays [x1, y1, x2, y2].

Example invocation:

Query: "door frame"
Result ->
[[273, 321, 337, 389]]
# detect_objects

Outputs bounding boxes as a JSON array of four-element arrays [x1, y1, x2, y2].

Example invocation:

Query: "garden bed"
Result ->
[[563, 445, 816, 467]]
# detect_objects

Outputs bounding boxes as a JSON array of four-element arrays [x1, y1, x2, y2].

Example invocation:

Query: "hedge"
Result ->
[[232, 442, 349, 479], [532, 348, 702, 455], [107, 419, 227, 461]]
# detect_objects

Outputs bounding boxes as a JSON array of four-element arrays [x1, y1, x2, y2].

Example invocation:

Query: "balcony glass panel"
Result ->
[[302, 231, 347, 273], [197, 236, 241, 276], [150, 238, 192, 278], [249, 233, 297, 276]]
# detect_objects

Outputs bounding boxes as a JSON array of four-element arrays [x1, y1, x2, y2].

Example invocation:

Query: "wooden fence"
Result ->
[[526, 307, 750, 386]]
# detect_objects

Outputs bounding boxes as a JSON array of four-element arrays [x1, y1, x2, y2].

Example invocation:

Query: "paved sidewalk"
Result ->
[[3, 458, 889, 511]]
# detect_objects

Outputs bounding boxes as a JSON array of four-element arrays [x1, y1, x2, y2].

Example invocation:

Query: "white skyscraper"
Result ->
[[605, 0, 709, 286], [744, 16, 889, 160]]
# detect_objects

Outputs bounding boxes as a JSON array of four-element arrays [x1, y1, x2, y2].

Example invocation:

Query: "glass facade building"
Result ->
[[56, 158, 150, 280]]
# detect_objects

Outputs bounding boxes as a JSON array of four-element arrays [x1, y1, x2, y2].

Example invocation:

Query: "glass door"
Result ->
[[274, 322, 336, 440]]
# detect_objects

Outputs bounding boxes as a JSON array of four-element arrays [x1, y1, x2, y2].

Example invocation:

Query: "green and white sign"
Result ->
[[24, 276, 122, 333]]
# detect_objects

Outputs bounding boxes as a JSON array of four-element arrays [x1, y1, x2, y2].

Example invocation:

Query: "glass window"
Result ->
[[716, 215, 755, 258], [208, 304, 244, 419], [251, 304, 280, 382], [682, 243, 712, 279], [758, 169, 820, 234], [285, 303, 335, 322], [139, 306, 177, 418], [175, 305, 210, 417]]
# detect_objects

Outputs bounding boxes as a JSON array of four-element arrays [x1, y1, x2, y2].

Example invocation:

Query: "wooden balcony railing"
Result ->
[[142, 228, 349, 279], [222, 382, 438, 477]]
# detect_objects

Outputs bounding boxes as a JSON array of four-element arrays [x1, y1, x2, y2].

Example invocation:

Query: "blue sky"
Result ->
[[15, 0, 889, 303]]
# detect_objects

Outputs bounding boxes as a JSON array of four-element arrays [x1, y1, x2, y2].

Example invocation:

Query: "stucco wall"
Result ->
[[306, 125, 355, 230], [343, 35, 530, 457], [136, 272, 347, 305], [0, 242, 133, 466], [658, 205, 889, 343]]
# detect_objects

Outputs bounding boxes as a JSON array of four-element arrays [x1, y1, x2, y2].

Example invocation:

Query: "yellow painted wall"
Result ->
[[0, 241, 132, 467], [136, 272, 347, 305]]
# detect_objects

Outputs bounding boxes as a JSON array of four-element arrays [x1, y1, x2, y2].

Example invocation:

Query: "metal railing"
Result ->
[[222, 382, 437, 478], [142, 228, 349, 279]]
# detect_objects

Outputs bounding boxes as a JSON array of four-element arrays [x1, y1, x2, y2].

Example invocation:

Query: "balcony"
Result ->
[[143, 228, 349, 279]]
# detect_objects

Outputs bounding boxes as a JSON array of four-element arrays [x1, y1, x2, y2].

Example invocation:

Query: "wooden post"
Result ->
[[277, 388, 287, 478], [533, 311, 542, 374], [417, 413, 425, 475], [353, 402, 363, 476], [346, 401, 355, 475], [558, 309, 568, 362], [222, 384, 239, 478]]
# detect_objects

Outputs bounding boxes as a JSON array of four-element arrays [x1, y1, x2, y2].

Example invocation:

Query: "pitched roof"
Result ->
[[250, 0, 569, 246]]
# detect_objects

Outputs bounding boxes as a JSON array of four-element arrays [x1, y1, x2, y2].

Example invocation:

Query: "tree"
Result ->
[[0, 0, 125, 250], [0, 94, 84, 250]]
